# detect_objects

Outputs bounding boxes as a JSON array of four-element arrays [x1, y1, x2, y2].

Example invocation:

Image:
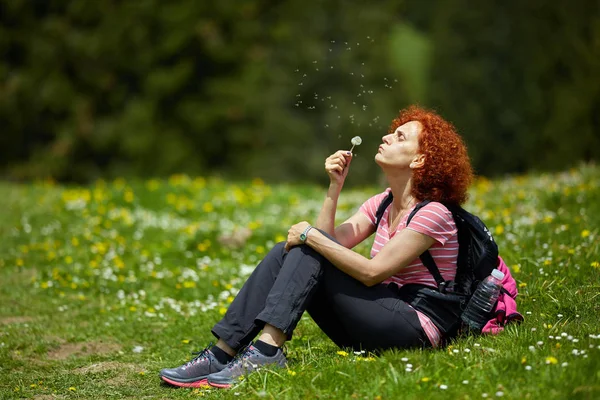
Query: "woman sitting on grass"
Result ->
[[160, 105, 474, 389]]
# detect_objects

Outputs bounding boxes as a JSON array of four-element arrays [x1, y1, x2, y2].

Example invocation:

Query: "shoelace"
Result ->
[[184, 342, 213, 368], [225, 343, 259, 370]]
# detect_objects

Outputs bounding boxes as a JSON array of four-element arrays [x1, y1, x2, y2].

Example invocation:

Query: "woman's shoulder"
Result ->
[[362, 187, 392, 206], [410, 201, 455, 228], [415, 201, 452, 217]]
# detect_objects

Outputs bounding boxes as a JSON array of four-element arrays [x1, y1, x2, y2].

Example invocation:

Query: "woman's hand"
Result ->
[[284, 221, 311, 251], [325, 150, 353, 186]]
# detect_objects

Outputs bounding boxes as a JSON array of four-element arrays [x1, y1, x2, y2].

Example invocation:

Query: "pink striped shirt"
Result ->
[[359, 188, 458, 347]]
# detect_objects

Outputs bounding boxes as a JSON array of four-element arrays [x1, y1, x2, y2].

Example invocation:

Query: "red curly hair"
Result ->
[[388, 105, 473, 205]]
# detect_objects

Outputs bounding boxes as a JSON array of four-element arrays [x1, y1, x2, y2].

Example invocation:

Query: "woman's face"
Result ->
[[375, 121, 424, 170]]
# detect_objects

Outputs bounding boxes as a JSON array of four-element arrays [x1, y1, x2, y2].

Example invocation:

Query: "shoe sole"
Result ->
[[160, 376, 209, 388], [208, 380, 232, 389]]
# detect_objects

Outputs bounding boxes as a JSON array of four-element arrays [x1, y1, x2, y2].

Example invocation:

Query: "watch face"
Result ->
[[300, 234, 307, 241]]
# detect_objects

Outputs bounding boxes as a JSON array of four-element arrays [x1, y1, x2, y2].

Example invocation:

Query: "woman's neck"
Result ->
[[386, 172, 417, 213]]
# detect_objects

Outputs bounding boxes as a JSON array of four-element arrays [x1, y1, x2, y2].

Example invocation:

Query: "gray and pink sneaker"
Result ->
[[159, 345, 228, 388], [207, 343, 287, 389]]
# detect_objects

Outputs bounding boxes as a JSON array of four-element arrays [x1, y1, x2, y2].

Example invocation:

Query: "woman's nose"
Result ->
[[382, 133, 392, 144]]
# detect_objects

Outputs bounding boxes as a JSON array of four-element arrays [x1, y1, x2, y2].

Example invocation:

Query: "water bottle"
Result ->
[[461, 269, 505, 330]]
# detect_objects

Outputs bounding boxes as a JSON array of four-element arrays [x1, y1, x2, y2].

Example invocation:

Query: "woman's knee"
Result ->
[[271, 241, 287, 256]]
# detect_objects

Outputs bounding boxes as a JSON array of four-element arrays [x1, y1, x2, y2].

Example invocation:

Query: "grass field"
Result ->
[[1, 165, 599, 399]]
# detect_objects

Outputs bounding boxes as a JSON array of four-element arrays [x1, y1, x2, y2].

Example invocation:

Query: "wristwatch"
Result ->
[[300, 225, 314, 242]]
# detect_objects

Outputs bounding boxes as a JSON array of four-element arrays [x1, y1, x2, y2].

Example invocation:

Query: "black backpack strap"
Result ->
[[374, 192, 394, 228], [406, 200, 447, 292]]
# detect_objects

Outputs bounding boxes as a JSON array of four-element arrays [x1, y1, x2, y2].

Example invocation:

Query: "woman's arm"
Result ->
[[315, 185, 375, 248], [286, 221, 435, 286], [315, 150, 353, 237], [314, 183, 343, 236], [315, 150, 375, 247]]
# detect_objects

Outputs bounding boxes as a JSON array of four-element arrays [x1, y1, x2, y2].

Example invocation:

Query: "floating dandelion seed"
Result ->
[[350, 136, 362, 153]]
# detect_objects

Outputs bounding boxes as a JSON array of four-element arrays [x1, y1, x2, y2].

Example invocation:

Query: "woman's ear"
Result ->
[[410, 154, 426, 169]]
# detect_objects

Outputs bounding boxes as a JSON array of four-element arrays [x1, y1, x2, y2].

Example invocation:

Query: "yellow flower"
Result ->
[[512, 264, 521, 274], [139, 371, 146, 376], [275, 234, 286, 243], [545, 356, 558, 365], [287, 370, 297, 376], [421, 377, 430, 382], [16, 258, 24, 267], [591, 262, 599, 269], [248, 221, 261, 230], [219, 307, 227, 315], [495, 225, 504, 235], [518, 282, 527, 288], [181, 339, 191, 344], [581, 230, 590, 238], [256, 246, 265, 254], [337, 350, 348, 357], [183, 281, 196, 289], [521, 357, 527, 364], [202, 202, 214, 213], [69, 387, 77, 391], [124, 190, 134, 203], [129, 306, 137, 312]]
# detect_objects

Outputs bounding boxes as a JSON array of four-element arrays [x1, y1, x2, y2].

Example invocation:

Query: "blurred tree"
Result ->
[[0, 0, 597, 183]]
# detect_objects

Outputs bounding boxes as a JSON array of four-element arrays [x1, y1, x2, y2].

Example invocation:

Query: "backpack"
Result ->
[[374, 192, 503, 336]]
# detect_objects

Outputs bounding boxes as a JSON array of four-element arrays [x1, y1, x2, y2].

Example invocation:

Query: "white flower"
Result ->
[[132, 346, 144, 353], [351, 136, 362, 146], [349, 136, 362, 153], [439, 385, 448, 390]]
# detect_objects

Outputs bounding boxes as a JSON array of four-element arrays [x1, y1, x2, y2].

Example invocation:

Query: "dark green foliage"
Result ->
[[0, 0, 598, 183]]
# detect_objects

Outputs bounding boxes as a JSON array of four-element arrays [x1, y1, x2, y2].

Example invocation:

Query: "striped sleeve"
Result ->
[[358, 188, 391, 226], [405, 202, 456, 245]]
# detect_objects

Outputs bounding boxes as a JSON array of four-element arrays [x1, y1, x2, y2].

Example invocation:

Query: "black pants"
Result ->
[[211, 241, 431, 352]]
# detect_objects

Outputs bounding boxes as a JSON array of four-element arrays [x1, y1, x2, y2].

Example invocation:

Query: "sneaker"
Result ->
[[159, 345, 228, 388], [207, 343, 287, 389]]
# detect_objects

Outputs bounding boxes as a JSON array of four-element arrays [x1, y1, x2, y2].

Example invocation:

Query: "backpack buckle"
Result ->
[[438, 281, 447, 294]]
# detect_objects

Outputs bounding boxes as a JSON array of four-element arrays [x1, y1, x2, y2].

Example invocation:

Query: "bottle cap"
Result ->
[[491, 269, 505, 280]]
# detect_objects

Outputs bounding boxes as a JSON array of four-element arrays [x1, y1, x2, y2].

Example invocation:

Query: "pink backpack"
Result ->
[[482, 257, 524, 334]]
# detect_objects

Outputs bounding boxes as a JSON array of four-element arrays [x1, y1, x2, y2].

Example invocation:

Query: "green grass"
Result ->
[[1, 166, 599, 399]]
